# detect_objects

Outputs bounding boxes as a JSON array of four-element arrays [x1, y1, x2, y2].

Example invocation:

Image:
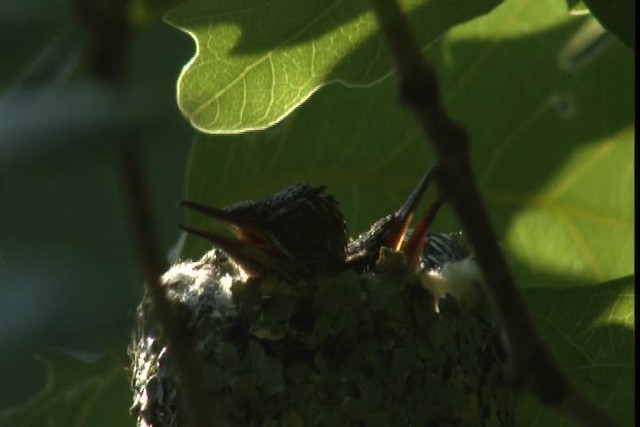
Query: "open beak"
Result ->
[[382, 166, 434, 250], [346, 165, 445, 273], [402, 196, 444, 271], [380, 165, 444, 271], [178, 200, 284, 277], [179, 200, 267, 243]]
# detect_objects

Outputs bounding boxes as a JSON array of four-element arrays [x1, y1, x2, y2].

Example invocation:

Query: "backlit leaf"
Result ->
[[178, 0, 633, 422], [165, 0, 501, 133]]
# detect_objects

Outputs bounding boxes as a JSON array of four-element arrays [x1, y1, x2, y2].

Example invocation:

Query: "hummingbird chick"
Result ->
[[346, 166, 443, 273], [345, 167, 484, 311], [180, 184, 348, 281]]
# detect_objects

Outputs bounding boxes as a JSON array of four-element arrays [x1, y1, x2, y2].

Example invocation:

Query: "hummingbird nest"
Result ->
[[129, 245, 514, 426], [130, 173, 514, 426]]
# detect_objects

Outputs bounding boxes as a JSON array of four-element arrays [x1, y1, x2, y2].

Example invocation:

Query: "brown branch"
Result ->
[[369, 1, 614, 426], [73, 0, 218, 425], [117, 143, 218, 427]]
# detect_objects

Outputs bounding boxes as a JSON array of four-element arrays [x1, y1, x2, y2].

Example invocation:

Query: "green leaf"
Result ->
[[180, 1, 633, 290], [179, 0, 633, 420], [565, 0, 588, 15], [432, 5, 633, 290], [1, 349, 133, 427], [165, 0, 501, 133], [502, 124, 633, 287], [583, 0, 635, 50], [519, 275, 634, 426]]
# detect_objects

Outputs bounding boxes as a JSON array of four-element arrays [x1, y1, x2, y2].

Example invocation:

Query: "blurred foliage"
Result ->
[[0, 0, 633, 426], [0, 0, 193, 419], [1, 349, 132, 427], [582, 0, 635, 50], [565, 0, 637, 48]]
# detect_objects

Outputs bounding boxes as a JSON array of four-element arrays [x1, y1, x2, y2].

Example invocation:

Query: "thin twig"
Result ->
[[116, 77, 218, 427], [369, 1, 614, 426], [118, 143, 218, 427], [72, 0, 218, 425]]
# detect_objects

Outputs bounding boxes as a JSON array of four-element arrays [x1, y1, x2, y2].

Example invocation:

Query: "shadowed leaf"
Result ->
[[519, 275, 634, 426], [178, 1, 633, 422], [583, 0, 634, 50], [1, 349, 132, 427]]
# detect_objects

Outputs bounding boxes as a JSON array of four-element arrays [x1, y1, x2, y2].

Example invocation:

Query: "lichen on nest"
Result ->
[[129, 246, 514, 427]]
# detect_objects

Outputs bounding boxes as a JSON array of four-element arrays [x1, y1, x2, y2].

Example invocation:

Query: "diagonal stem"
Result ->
[[72, 0, 219, 424], [368, 1, 614, 426], [118, 142, 218, 427]]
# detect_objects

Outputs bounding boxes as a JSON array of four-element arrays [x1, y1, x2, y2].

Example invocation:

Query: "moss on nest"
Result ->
[[130, 248, 514, 426]]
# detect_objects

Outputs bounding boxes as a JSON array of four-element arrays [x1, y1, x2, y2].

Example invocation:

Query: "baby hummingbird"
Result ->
[[180, 184, 348, 281], [346, 166, 444, 273], [346, 166, 483, 311]]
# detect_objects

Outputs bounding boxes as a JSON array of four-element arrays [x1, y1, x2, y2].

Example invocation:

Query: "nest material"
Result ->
[[129, 248, 514, 426]]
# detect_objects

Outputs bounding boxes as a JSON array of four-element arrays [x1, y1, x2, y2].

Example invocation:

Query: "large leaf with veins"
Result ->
[[165, 0, 501, 133], [180, 4, 634, 288], [177, 0, 633, 423]]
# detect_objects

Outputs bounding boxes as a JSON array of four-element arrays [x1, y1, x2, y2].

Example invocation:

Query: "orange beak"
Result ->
[[382, 166, 444, 268], [179, 200, 297, 278], [381, 166, 435, 251], [346, 165, 444, 273], [401, 196, 444, 271]]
